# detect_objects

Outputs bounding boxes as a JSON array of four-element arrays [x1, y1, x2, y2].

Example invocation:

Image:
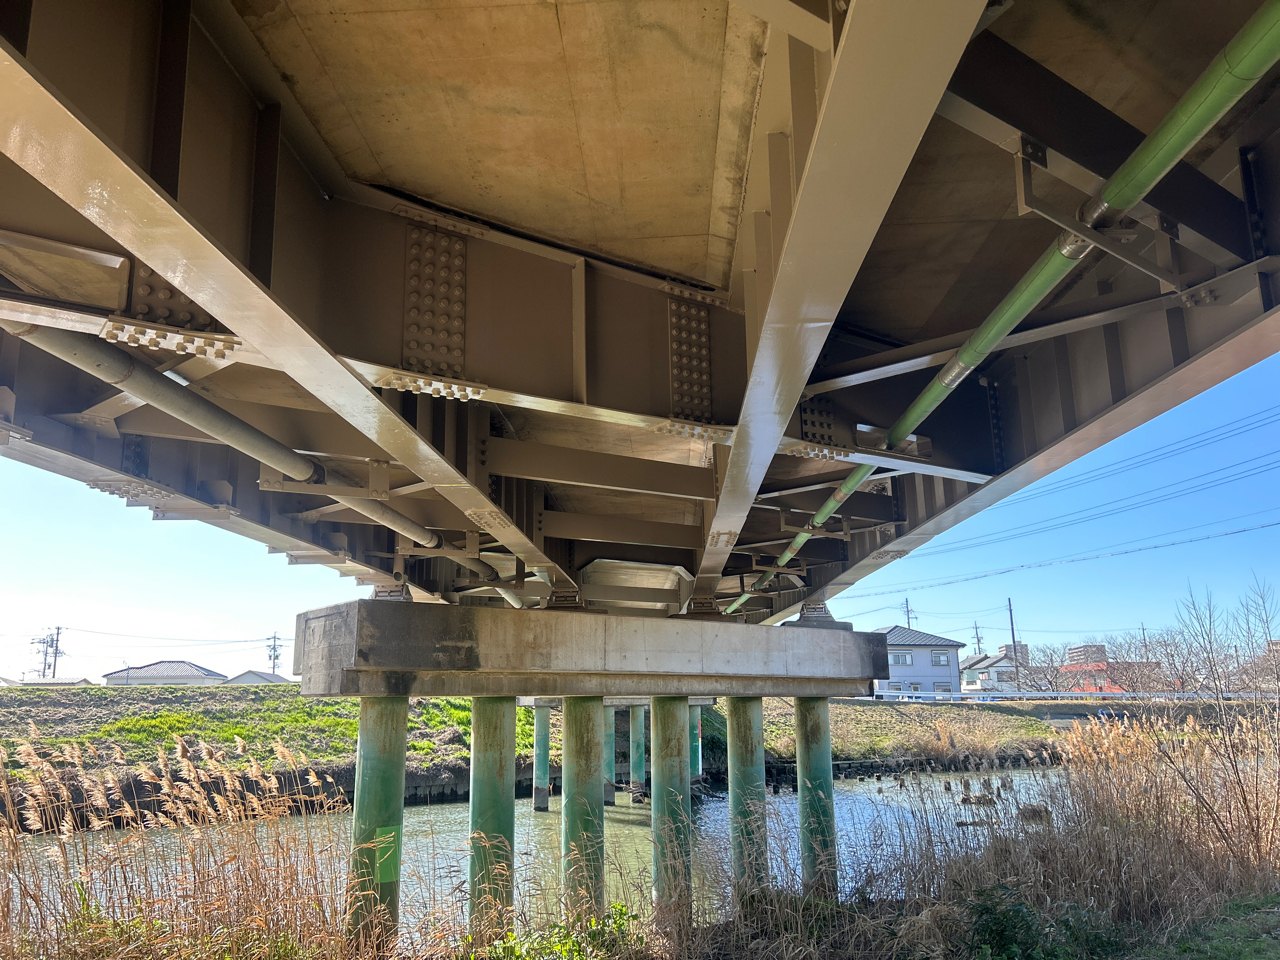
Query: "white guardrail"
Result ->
[[866, 690, 1275, 703]]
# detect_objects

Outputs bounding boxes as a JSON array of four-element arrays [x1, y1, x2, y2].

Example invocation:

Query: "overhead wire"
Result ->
[[840, 516, 1280, 599], [992, 399, 1280, 510], [911, 448, 1280, 558]]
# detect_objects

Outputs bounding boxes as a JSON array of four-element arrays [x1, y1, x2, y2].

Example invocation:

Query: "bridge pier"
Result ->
[[689, 705, 702, 782], [795, 697, 837, 897], [347, 696, 408, 945], [298, 600, 884, 938], [726, 696, 767, 890], [651, 696, 692, 925], [603, 706, 617, 806], [533, 703, 551, 812], [469, 696, 516, 940], [629, 704, 647, 803], [562, 696, 606, 915]]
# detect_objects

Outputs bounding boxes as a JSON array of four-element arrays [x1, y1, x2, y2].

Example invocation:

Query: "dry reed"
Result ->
[[2, 704, 1278, 959]]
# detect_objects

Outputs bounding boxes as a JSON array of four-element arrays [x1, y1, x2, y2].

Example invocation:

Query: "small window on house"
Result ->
[[931, 651, 950, 667], [889, 653, 913, 666], [909, 683, 922, 692], [996, 670, 1016, 682], [934, 682, 953, 693], [889, 682, 903, 692], [978, 671, 990, 680]]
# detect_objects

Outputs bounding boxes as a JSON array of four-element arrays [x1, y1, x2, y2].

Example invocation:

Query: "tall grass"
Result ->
[[2, 705, 1278, 959]]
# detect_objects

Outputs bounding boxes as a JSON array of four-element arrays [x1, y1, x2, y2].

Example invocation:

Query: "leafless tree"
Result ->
[[1023, 641, 1073, 692], [1104, 631, 1167, 693]]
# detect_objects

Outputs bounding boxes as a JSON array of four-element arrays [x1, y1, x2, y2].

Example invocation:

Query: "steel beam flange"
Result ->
[[100, 318, 238, 360]]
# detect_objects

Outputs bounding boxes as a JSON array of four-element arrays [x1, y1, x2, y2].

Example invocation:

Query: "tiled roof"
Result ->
[[872, 625, 965, 648], [102, 660, 226, 680], [224, 671, 293, 684], [962, 654, 1011, 670]]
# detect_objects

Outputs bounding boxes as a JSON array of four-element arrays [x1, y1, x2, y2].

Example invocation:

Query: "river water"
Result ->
[[391, 771, 1046, 923]]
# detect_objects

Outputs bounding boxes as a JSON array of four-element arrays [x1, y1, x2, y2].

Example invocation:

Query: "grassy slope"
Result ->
[[752, 696, 1054, 761], [2, 686, 1054, 772], [1126, 898, 1280, 959], [0, 685, 537, 771]]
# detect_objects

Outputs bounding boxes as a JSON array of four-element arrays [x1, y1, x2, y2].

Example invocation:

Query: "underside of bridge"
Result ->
[[3, 0, 1280, 623], [8, 0, 1280, 942]]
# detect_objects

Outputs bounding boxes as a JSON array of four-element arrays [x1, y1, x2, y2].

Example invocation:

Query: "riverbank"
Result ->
[[1, 686, 1056, 795], [5, 709, 1279, 960]]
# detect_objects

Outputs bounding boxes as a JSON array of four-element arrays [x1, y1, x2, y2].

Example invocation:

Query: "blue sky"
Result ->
[[2, 352, 1278, 681]]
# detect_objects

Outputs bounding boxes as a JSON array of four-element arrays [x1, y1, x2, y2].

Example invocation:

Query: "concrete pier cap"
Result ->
[[296, 601, 888, 697]]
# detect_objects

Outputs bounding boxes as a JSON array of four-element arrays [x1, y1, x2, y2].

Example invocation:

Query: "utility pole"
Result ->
[[1008, 598, 1021, 691], [31, 628, 64, 679], [266, 633, 282, 674], [32, 634, 48, 679], [972, 621, 984, 655], [902, 597, 915, 629], [50, 627, 62, 678]]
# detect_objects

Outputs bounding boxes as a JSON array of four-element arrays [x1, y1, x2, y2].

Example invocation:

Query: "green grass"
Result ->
[[0, 686, 551, 771], [752, 697, 1054, 762], [3, 685, 1056, 774], [1125, 898, 1280, 960]]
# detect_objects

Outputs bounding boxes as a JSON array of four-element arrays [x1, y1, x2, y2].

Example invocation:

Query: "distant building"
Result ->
[[16, 678, 96, 687], [1060, 644, 1162, 693], [961, 644, 1028, 693], [871, 626, 964, 695], [0, 677, 19, 687], [1067, 644, 1107, 665], [223, 670, 294, 685], [103, 661, 227, 686]]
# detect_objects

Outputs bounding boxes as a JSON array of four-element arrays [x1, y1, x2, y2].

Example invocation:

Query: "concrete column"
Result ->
[[650, 696, 691, 924], [469, 697, 516, 941], [603, 706, 617, 806], [726, 696, 767, 890], [629, 704, 646, 803], [533, 703, 551, 812], [688, 704, 702, 781], [795, 696, 837, 897], [347, 696, 408, 946], [561, 696, 605, 915]]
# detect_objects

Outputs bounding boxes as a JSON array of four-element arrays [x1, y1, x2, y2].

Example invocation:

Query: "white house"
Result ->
[[103, 660, 227, 686], [960, 644, 1027, 693], [223, 670, 294, 685], [871, 626, 965, 696]]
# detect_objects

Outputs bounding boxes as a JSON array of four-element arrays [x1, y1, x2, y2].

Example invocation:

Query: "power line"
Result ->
[[842, 516, 1280, 599], [915, 448, 1280, 559], [993, 400, 1280, 510]]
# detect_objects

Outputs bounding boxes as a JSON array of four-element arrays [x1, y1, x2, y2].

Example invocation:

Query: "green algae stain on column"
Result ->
[[795, 696, 836, 897], [726, 696, 767, 890], [561, 696, 605, 916], [651, 696, 691, 929], [533, 703, 551, 812], [603, 706, 617, 806], [630, 704, 647, 803], [347, 696, 409, 948], [469, 696, 516, 942]]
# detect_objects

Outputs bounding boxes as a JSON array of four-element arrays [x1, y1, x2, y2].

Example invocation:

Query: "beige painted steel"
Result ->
[[296, 601, 886, 697], [0, 38, 574, 589], [694, 0, 987, 594]]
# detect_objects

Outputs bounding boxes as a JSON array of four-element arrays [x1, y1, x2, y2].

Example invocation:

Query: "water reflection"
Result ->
[[395, 771, 1048, 924]]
